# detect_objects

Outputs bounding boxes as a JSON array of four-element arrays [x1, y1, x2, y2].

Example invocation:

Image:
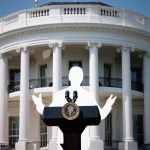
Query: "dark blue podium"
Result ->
[[42, 106, 101, 150]]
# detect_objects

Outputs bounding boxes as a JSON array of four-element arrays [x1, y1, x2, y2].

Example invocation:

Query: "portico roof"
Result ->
[[40, 1, 111, 7]]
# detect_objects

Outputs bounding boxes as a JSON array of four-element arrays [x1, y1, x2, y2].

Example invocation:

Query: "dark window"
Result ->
[[40, 115, 47, 147], [9, 69, 20, 91], [131, 68, 142, 83], [9, 116, 19, 149], [39, 64, 47, 87], [69, 61, 82, 70], [9, 69, 20, 82], [131, 68, 142, 91], [133, 114, 144, 147], [105, 113, 112, 146], [104, 64, 112, 86]]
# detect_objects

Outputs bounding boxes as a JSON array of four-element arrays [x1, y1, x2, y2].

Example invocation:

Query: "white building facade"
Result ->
[[0, 2, 150, 150]]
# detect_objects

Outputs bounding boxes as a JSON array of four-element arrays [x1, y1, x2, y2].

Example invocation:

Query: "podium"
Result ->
[[42, 106, 101, 150]]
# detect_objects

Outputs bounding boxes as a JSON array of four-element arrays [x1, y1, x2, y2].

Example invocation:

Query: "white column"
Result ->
[[88, 42, 104, 150], [143, 53, 150, 145], [122, 46, 133, 141], [49, 42, 62, 149], [89, 42, 100, 102], [119, 46, 137, 150], [49, 42, 62, 96], [18, 46, 30, 142], [0, 53, 8, 145], [88, 42, 100, 137]]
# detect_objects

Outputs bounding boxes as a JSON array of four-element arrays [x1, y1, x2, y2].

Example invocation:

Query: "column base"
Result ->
[[119, 141, 137, 150], [89, 139, 104, 150], [49, 139, 62, 150], [15, 141, 33, 150]]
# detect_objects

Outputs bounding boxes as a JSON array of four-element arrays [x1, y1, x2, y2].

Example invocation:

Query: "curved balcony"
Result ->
[[8, 76, 143, 93], [0, 3, 150, 36], [99, 77, 144, 92]]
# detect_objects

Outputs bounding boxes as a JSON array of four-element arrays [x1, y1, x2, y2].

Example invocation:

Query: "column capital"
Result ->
[[0, 52, 3, 58], [138, 52, 150, 58], [0, 52, 7, 59], [120, 45, 134, 52], [49, 41, 63, 49], [87, 42, 102, 49], [16, 45, 28, 53]]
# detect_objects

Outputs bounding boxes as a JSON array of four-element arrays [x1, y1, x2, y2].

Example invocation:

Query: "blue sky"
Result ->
[[0, 0, 150, 18]]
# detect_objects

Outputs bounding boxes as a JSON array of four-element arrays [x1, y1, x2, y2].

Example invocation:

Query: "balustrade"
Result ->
[[8, 77, 143, 93], [4, 15, 18, 25], [100, 8, 120, 18], [29, 9, 50, 18], [123, 9, 145, 24], [0, 4, 149, 34], [63, 7, 86, 15]]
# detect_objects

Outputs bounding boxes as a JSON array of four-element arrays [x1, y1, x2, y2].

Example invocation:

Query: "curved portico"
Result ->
[[1, 41, 147, 150]]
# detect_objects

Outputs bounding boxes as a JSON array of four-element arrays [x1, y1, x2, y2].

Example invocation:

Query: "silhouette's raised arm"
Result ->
[[32, 93, 45, 115], [100, 94, 117, 120]]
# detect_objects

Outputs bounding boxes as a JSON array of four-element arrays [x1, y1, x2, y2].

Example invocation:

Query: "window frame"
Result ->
[[40, 115, 47, 147], [9, 116, 19, 149]]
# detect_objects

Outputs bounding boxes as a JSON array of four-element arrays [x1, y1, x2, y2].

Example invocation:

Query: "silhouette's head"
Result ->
[[68, 66, 83, 87]]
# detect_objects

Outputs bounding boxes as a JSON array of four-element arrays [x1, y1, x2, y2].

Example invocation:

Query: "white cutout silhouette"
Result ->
[[32, 66, 116, 119], [32, 66, 117, 149]]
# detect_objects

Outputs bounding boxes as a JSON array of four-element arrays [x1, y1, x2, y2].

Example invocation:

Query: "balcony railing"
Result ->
[[99, 77, 122, 88], [8, 77, 143, 93], [29, 77, 53, 88], [99, 77, 144, 92], [8, 81, 21, 93]]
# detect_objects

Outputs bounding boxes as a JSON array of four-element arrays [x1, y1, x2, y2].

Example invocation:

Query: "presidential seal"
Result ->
[[61, 90, 80, 120], [62, 102, 80, 120]]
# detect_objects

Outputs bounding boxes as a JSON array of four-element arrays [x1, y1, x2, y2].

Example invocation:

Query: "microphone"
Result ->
[[73, 91, 78, 103], [65, 90, 78, 103], [65, 91, 71, 102]]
